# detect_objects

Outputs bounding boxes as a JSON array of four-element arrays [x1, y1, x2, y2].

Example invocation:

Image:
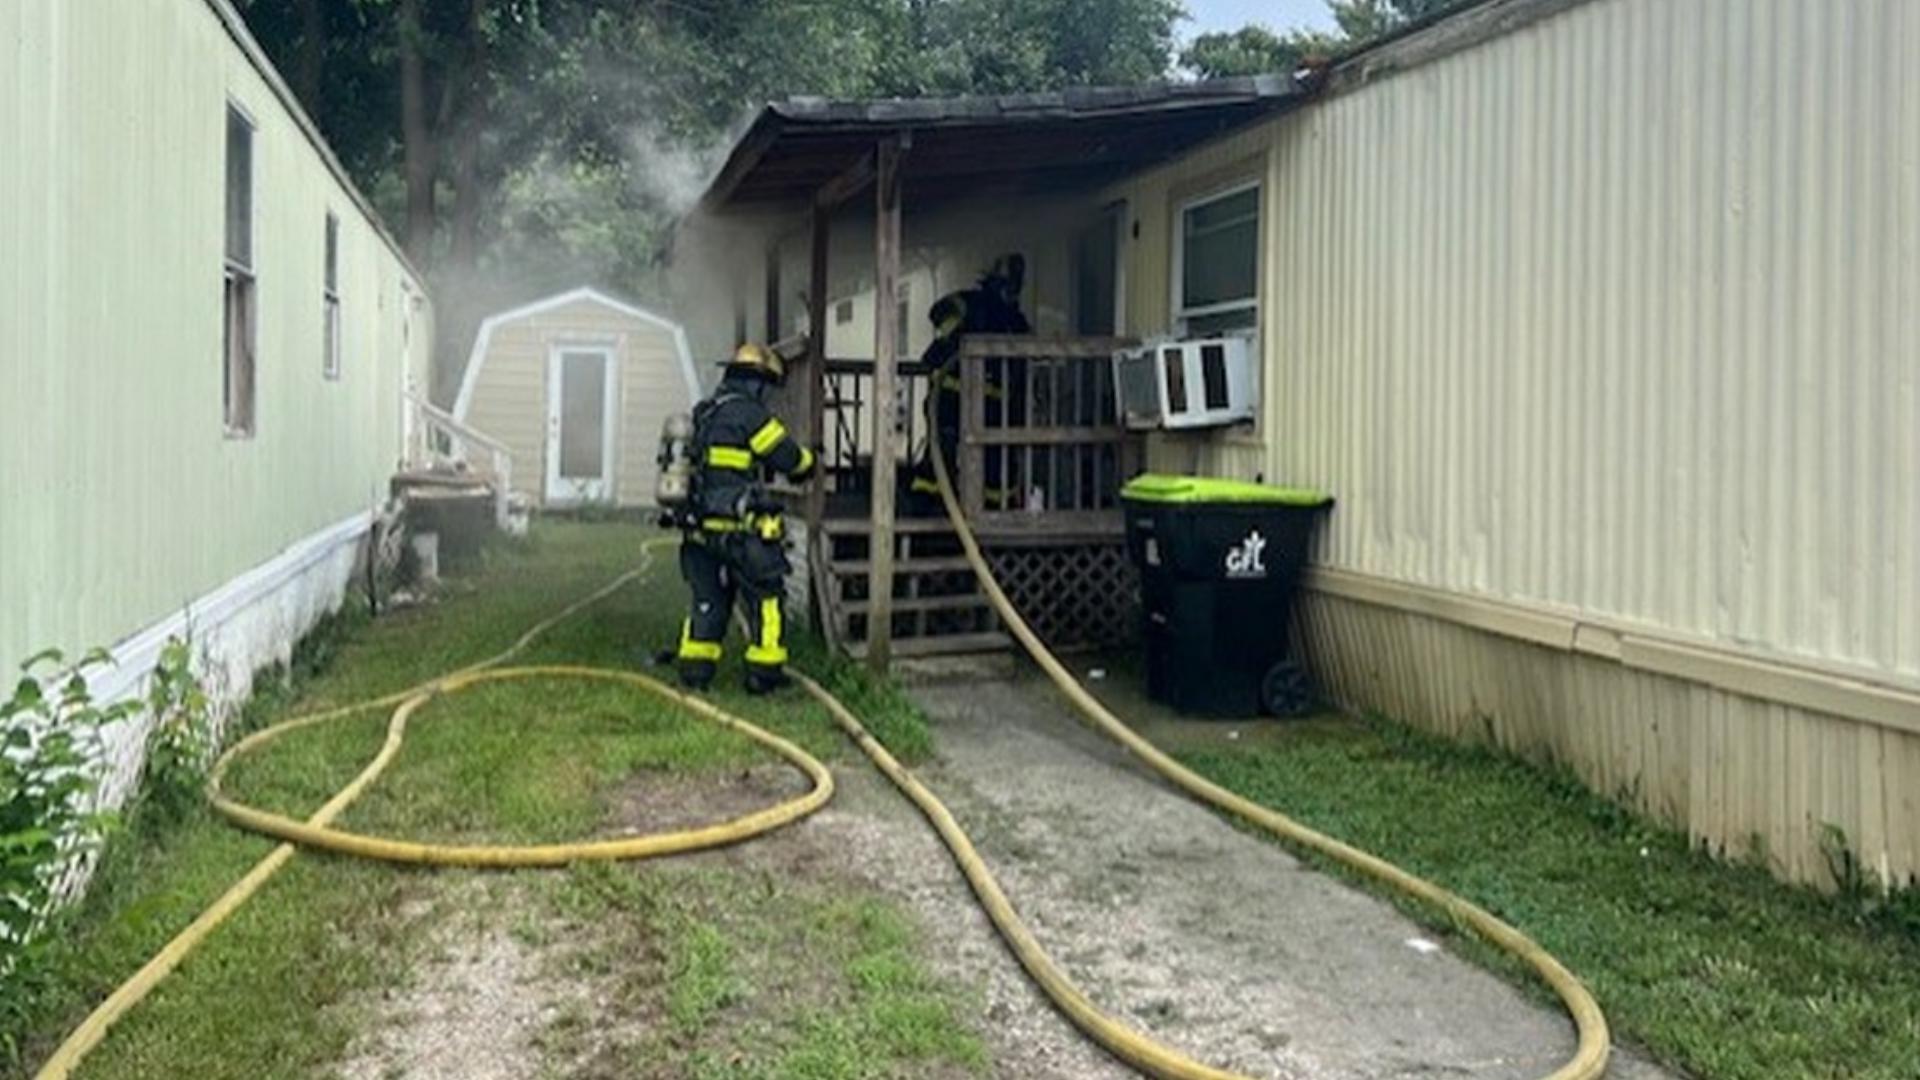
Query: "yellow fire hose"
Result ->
[[922, 442, 1610, 1080], [37, 478, 1610, 1080]]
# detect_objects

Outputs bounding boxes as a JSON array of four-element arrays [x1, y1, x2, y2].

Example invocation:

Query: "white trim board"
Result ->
[[92, 510, 374, 709], [454, 287, 700, 419]]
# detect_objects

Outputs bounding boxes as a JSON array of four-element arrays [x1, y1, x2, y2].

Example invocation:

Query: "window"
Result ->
[[323, 213, 341, 380], [834, 299, 854, 325], [223, 104, 257, 436], [1173, 182, 1259, 337], [895, 284, 911, 356]]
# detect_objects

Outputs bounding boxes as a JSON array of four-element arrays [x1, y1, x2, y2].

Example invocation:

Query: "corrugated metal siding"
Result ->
[[0, 0, 431, 669], [1300, 591, 1920, 887], [1112, 0, 1920, 686]]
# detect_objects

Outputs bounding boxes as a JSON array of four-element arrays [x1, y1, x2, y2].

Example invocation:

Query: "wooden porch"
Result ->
[[789, 335, 1143, 660], [699, 91, 1292, 666]]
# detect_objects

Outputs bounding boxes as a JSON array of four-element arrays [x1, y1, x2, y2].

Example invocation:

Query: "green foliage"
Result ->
[[1180, 24, 1342, 79], [1, 649, 136, 991], [139, 639, 213, 826], [1182, 0, 1467, 78], [1172, 713, 1920, 1080]]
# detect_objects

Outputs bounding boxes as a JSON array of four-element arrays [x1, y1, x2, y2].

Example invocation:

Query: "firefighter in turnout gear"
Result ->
[[907, 254, 1030, 512], [675, 342, 817, 694]]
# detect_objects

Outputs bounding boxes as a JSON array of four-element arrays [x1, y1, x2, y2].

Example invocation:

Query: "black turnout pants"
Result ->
[[675, 531, 790, 684]]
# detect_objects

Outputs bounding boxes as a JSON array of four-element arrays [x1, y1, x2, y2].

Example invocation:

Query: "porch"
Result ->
[[695, 80, 1297, 665], [801, 335, 1143, 659]]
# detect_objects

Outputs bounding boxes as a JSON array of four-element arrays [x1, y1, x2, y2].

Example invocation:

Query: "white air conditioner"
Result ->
[[1114, 337, 1256, 430]]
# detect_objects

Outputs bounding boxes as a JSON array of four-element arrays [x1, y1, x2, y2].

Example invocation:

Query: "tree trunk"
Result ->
[[447, 0, 488, 269], [398, 0, 437, 261], [295, 0, 324, 123]]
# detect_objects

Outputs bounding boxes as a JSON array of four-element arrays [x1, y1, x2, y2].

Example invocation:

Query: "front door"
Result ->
[[545, 346, 616, 504]]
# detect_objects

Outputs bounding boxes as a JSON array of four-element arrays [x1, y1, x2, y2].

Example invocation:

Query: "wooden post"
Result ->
[[803, 204, 831, 640], [866, 135, 906, 671], [805, 206, 829, 529], [763, 241, 782, 342]]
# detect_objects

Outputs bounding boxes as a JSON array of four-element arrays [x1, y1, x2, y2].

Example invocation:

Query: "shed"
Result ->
[[454, 287, 699, 508]]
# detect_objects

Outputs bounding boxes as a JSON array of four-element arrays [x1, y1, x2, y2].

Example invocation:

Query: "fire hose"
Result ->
[[37, 467, 1609, 1079]]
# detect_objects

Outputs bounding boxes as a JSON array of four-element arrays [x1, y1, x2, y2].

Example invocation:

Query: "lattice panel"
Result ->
[[984, 542, 1139, 649]]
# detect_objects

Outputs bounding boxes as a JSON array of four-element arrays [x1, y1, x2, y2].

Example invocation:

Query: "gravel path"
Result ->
[[797, 661, 1680, 1080], [338, 662, 1677, 1079]]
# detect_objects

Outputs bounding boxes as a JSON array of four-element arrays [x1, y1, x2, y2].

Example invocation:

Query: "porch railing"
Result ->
[[958, 335, 1139, 535], [406, 393, 514, 530], [817, 357, 932, 492]]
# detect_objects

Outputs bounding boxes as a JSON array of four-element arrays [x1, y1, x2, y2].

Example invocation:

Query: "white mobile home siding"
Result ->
[[1109, 0, 1920, 886], [0, 1, 431, 753]]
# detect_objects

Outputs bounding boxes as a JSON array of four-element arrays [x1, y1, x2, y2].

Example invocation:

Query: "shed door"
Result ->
[[545, 346, 616, 504]]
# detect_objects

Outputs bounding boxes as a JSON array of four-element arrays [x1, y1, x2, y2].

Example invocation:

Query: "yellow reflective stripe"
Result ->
[[748, 418, 788, 456], [910, 477, 942, 494], [676, 619, 722, 661], [706, 445, 753, 469], [701, 518, 745, 532], [796, 446, 815, 474], [746, 597, 787, 666]]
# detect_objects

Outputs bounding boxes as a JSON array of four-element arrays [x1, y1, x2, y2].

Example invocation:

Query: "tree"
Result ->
[[237, 0, 1190, 399], [1179, 25, 1340, 79], [1328, 0, 1458, 41], [1180, 0, 1463, 79]]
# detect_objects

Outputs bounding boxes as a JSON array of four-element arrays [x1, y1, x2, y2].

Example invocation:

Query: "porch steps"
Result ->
[[845, 631, 1013, 661], [813, 515, 1009, 660]]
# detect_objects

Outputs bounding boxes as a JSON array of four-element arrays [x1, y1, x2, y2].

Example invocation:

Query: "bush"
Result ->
[[1, 649, 136, 977], [140, 638, 212, 824]]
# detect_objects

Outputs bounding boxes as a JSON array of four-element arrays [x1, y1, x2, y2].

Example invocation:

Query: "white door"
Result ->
[[545, 346, 617, 504]]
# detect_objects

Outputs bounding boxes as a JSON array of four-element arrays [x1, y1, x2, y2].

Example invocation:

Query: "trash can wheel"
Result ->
[[1260, 660, 1314, 718]]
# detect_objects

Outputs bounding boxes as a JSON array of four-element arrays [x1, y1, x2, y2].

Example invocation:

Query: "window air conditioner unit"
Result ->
[[1114, 337, 1256, 431]]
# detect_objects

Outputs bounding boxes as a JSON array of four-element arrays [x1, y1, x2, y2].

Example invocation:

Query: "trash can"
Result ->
[[1121, 474, 1333, 717]]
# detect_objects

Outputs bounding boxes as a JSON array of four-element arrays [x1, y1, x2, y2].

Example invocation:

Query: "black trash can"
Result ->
[[1121, 474, 1333, 718]]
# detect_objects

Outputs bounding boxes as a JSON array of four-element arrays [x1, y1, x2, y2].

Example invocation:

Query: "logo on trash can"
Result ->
[[1224, 530, 1268, 579]]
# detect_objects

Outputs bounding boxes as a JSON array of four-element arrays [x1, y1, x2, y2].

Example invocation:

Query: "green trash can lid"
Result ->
[[1121, 473, 1332, 507]]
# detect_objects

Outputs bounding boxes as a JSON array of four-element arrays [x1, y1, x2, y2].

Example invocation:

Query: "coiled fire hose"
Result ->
[[920, 440, 1610, 1080], [38, 475, 1610, 1080]]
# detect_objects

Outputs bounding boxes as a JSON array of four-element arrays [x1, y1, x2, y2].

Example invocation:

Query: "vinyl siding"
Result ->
[[1102, 0, 1920, 885], [462, 297, 693, 507], [0, 0, 432, 671]]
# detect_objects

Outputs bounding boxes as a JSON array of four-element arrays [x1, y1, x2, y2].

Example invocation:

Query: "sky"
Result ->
[[1180, 0, 1336, 41]]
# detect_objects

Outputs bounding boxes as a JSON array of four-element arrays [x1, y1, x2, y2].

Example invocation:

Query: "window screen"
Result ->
[[323, 213, 341, 379], [224, 104, 256, 435], [1177, 185, 1258, 334], [225, 106, 254, 272]]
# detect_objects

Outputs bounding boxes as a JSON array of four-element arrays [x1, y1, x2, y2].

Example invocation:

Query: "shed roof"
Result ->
[[453, 287, 699, 420], [702, 75, 1304, 209]]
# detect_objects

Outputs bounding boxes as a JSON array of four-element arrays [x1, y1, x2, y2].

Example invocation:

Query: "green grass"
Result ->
[[543, 863, 985, 1080], [4, 522, 947, 1079], [1157, 711, 1920, 1080]]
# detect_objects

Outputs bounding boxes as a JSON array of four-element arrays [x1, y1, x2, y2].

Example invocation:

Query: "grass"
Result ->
[[542, 863, 984, 1080], [1145, 709, 1920, 1080], [4, 522, 955, 1079]]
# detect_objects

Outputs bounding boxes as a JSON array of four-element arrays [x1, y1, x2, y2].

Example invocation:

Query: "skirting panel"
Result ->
[[1298, 590, 1920, 891]]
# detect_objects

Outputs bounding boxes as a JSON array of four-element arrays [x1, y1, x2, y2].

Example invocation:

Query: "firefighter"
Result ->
[[674, 342, 817, 694], [907, 254, 1030, 511]]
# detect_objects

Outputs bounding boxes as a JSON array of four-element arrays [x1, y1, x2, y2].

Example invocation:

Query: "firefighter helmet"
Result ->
[[724, 342, 786, 382]]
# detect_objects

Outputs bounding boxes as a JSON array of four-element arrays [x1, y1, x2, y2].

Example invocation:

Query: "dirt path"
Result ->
[[819, 663, 1680, 1080], [338, 665, 1677, 1080]]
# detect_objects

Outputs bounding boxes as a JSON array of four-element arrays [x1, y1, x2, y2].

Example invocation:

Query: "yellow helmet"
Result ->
[[726, 342, 786, 381]]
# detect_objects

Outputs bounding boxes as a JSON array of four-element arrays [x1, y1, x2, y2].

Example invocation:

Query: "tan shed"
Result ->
[[454, 287, 700, 508]]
